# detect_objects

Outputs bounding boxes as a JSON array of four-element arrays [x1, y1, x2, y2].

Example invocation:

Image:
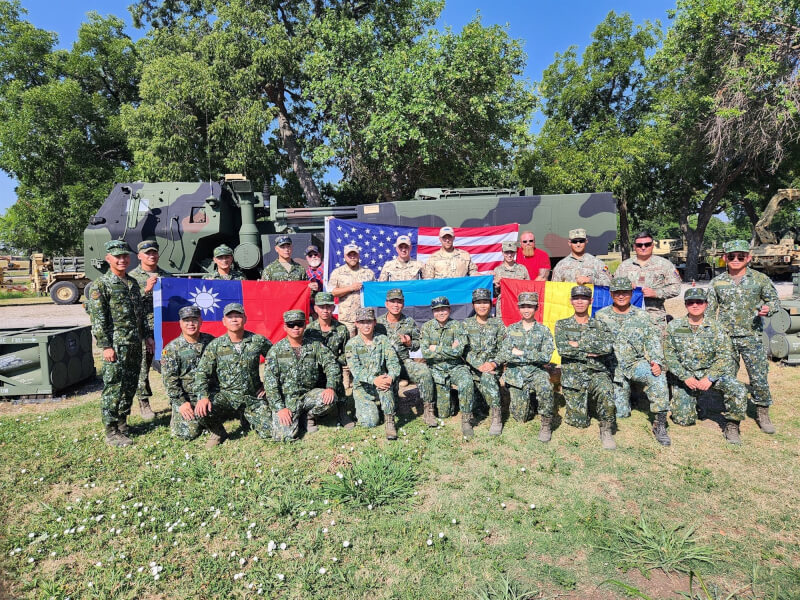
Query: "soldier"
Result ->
[[264, 310, 342, 441], [614, 230, 682, 326], [193, 303, 273, 445], [329, 242, 376, 337], [345, 308, 402, 439], [422, 226, 478, 279], [664, 287, 748, 444], [87, 240, 153, 447], [498, 292, 555, 441], [260, 235, 309, 282], [420, 296, 476, 438], [492, 240, 529, 318], [128, 239, 169, 422], [551, 228, 612, 285], [379, 235, 425, 281], [462, 288, 507, 435], [160, 306, 215, 444], [554, 285, 617, 449], [706, 239, 781, 434], [204, 244, 245, 280], [595, 277, 672, 446], [516, 231, 551, 281], [375, 288, 437, 427]]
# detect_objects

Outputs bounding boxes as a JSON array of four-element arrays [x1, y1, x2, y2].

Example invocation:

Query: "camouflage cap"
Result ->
[[355, 307, 376, 321], [213, 244, 234, 257], [223, 302, 245, 316], [472, 288, 492, 302], [283, 309, 306, 323], [275, 235, 292, 246], [684, 287, 708, 302], [517, 292, 539, 306], [105, 239, 132, 256], [570, 285, 593, 299], [386, 288, 404, 301], [609, 277, 633, 292], [439, 226, 455, 237], [343, 242, 360, 254], [394, 235, 412, 247], [723, 239, 750, 254], [137, 239, 159, 253], [502, 240, 518, 252], [315, 291, 335, 305], [305, 244, 320, 255], [431, 296, 450, 309], [178, 305, 202, 319], [568, 228, 587, 240]]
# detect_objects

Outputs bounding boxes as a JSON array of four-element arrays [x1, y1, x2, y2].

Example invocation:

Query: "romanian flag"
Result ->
[[153, 278, 311, 359]]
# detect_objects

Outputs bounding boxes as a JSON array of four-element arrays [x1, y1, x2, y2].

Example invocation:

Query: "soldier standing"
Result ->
[[422, 226, 478, 279], [204, 245, 245, 280], [128, 239, 169, 421], [551, 228, 612, 285], [260, 235, 309, 282], [193, 303, 273, 445], [462, 288, 507, 435], [345, 308, 402, 439], [160, 306, 215, 444], [492, 240, 529, 318], [379, 235, 425, 281], [595, 278, 672, 446], [375, 289, 437, 427], [329, 242, 376, 337], [420, 297, 476, 438], [498, 292, 555, 441], [87, 240, 153, 447], [614, 230, 682, 326], [264, 310, 342, 441], [554, 285, 617, 449], [664, 288, 748, 444], [516, 231, 551, 281], [706, 239, 780, 434]]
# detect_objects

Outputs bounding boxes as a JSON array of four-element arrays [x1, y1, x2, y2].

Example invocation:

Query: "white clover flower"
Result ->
[[529, 504, 536, 510], [438, 532, 445, 539], [332, 557, 338, 562], [451, 518, 457, 524], [342, 540, 350, 548], [279, 542, 287, 550], [239, 558, 246, 566], [520, 467, 526, 472], [267, 541, 276, 552], [500, 503, 506, 509], [318, 567, 327, 575], [426, 539, 433, 546], [95, 562, 102, 568], [335, 472, 343, 479], [276, 573, 285, 581]]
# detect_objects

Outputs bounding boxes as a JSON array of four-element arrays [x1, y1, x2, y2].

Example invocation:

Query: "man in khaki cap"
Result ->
[[492, 240, 529, 318], [551, 228, 611, 285], [329, 242, 376, 337], [423, 226, 478, 279], [379, 235, 425, 281]]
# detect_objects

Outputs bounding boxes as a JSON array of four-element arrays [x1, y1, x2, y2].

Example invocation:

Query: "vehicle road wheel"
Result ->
[[50, 281, 80, 305]]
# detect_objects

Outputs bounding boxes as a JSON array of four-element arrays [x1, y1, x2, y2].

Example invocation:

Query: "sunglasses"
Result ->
[[726, 252, 748, 261], [685, 299, 706, 306], [286, 321, 306, 329], [570, 239, 587, 244], [503, 250, 516, 254], [634, 242, 653, 248], [520, 240, 535, 244], [306, 252, 320, 257]]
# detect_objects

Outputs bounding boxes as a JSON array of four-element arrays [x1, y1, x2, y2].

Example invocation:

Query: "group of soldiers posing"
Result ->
[[87, 225, 780, 449]]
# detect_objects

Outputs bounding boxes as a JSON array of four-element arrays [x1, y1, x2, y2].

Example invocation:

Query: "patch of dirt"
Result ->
[[326, 454, 352, 474]]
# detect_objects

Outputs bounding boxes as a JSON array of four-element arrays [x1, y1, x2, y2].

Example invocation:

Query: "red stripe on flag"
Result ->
[[499, 280, 547, 325], [418, 224, 519, 237]]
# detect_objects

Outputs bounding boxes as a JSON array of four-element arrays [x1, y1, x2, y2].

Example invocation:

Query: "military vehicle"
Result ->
[[666, 238, 724, 281], [749, 188, 800, 277]]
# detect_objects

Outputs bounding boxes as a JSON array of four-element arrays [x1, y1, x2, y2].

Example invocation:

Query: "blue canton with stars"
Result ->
[[326, 218, 418, 279]]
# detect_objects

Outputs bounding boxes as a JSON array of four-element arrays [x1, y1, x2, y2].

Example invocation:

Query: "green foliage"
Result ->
[[471, 573, 539, 600]]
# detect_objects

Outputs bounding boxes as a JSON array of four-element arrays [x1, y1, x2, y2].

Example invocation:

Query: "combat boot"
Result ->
[[384, 414, 398, 440], [652, 412, 671, 446], [105, 424, 131, 447], [338, 403, 355, 430], [117, 416, 130, 436], [538, 416, 552, 443], [488, 406, 503, 436], [422, 402, 438, 427], [138, 399, 155, 421], [599, 421, 616, 450], [723, 420, 742, 445], [306, 413, 319, 434], [756, 406, 776, 434], [205, 422, 228, 448], [461, 412, 475, 439]]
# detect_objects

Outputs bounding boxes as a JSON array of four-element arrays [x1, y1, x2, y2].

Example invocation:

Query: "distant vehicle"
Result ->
[[749, 189, 800, 277]]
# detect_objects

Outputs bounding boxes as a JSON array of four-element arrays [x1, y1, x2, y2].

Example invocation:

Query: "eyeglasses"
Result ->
[[570, 239, 587, 244], [286, 321, 305, 329], [634, 242, 653, 248], [520, 240, 535, 244], [726, 252, 748, 261], [685, 300, 706, 306]]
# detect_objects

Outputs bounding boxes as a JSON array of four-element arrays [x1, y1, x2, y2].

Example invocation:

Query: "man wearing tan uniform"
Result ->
[[423, 226, 478, 279], [329, 242, 376, 337], [379, 235, 426, 281]]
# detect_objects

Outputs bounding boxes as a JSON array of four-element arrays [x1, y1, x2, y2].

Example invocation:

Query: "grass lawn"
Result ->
[[1, 364, 799, 599]]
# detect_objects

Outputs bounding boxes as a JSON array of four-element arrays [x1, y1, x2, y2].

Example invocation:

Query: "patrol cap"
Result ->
[[502, 240, 518, 252], [178, 305, 201, 319], [517, 292, 539, 306], [137, 239, 159, 253], [723, 239, 750, 254], [472, 288, 492, 302], [283, 309, 306, 323], [684, 287, 708, 302], [438, 226, 455, 237], [395, 235, 412, 247], [568, 228, 587, 241], [386, 288, 404, 301], [275, 235, 292, 247], [355, 307, 376, 321], [609, 277, 633, 292], [570, 285, 593, 299], [213, 244, 234, 257], [223, 302, 245, 316], [431, 296, 450, 309], [305, 244, 320, 255], [315, 291, 335, 305], [105, 239, 132, 256], [343, 242, 360, 254]]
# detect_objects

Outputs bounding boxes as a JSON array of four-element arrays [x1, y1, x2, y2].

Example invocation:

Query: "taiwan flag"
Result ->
[[153, 278, 311, 359]]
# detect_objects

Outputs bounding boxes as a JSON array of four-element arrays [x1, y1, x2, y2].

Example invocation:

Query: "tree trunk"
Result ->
[[617, 192, 631, 261]]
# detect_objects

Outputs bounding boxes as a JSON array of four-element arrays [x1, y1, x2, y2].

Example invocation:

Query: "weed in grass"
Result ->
[[680, 464, 717, 490], [535, 563, 578, 590], [471, 572, 539, 600]]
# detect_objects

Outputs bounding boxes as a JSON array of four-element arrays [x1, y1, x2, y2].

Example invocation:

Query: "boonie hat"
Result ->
[[438, 226, 455, 237], [517, 292, 539, 306], [178, 305, 201, 319], [502, 241, 517, 252], [431, 296, 450, 309], [472, 288, 492, 302], [684, 287, 708, 302], [355, 307, 376, 321], [137, 240, 159, 253], [315, 292, 335, 305], [283, 309, 306, 323], [305, 245, 320, 255], [223, 302, 245, 316], [568, 228, 587, 240], [723, 239, 750, 254], [105, 239, 132, 256], [395, 235, 412, 247], [275, 235, 292, 247], [609, 277, 633, 292], [570, 285, 593, 299], [343, 242, 360, 254], [213, 244, 234, 257], [386, 288, 404, 301]]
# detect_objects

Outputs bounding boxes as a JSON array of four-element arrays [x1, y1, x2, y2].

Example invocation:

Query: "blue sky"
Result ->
[[0, 0, 677, 215]]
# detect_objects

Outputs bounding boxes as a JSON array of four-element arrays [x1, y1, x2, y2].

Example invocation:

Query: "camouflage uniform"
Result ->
[[345, 334, 401, 427], [551, 253, 612, 285], [260, 259, 308, 281], [379, 257, 425, 281], [376, 313, 435, 405], [161, 332, 215, 440], [614, 256, 682, 325], [194, 331, 274, 438], [492, 262, 529, 318], [88, 270, 148, 426], [203, 267, 245, 280], [305, 318, 349, 399], [462, 316, 507, 409], [328, 264, 376, 335], [706, 267, 780, 407], [263, 338, 341, 441], [663, 316, 747, 424], [498, 321, 555, 421], [554, 316, 616, 427], [420, 318, 474, 417], [595, 305, 669, 418], [128, 264, 169, 406], [423, 248, 478, 279]]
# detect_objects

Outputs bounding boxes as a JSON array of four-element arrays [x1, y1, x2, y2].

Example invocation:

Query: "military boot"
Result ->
[[105, 424, 131, 447], [488, 406, 503, 436], [723, 420, 742, 445], [117, 416, 130, 436], [205, 422, 228, 448], [538, 416, 552, 443], [461, 412, 475, 439], [756, 406, 776, 434], [239, 417, 251, 434], [422, 402, 438, 427], [652, 412, 671, 446], [338, 403, 356, 430], [306, 413, 319, 434], [138, 399, 155, 421], [385, 414, 398, 440], [599, 421, 616, 450]]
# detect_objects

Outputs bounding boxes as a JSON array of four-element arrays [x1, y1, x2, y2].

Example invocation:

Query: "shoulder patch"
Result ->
[[90, 289, 101, 300]]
